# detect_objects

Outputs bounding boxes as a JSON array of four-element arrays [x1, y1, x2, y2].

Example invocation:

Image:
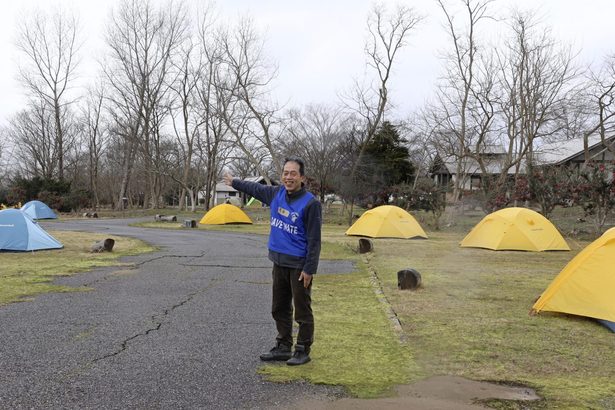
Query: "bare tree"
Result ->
[[282, 104, 347, 201], [401, 113, 439, 188], [498, 10, 578, 176], [56, 107, 82, 183], [8, 101, 58, 178], [164, 3, 236, 211], [80, 83, 109, 208], [103, 0, 187, 209], [0, 131, 4, 174], [432, 0, 497, 203], [0, 127, 14, 187], [16, 7, 81, 181], [580, 54, 615, 160], [167, 36, 203, 211], [0, 144, 6, 193], [216, 17, 282, 182], [342, 3, 422, 223], [197, 71, 235, 210], [431, 4, 578, 210], [194, 7, 235, 210], [143, 90, 175, 208], [223, 154, 249, 177]]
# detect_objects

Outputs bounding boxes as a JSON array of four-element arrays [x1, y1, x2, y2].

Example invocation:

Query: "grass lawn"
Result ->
[[0, 231, 155, 306], [259, 205, 615, 408], [369, 229, 615, 408]]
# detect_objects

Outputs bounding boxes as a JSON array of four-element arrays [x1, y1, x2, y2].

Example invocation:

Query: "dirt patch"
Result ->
[[290, 375, 540, 410]]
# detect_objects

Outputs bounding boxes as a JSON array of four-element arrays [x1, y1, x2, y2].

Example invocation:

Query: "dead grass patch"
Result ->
[[365, 227, 615, 408], [0, 231, 154, 306]]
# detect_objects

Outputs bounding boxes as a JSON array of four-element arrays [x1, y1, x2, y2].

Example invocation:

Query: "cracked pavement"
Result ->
[[0, 218, 352, 409]]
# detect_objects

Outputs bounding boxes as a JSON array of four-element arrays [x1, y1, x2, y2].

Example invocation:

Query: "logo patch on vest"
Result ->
[[277, 207, 290, 217], [290, 212, 299, 223]]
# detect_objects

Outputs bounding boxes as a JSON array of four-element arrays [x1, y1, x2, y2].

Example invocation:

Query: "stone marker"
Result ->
[[91, 238, 115, 253], [358, 238, 373, 253], [397, 268, 421, 290], [155, 214, 176, 222]]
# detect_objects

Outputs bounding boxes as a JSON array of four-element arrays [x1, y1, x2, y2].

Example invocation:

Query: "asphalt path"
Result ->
[[0, 218, 353, 409]]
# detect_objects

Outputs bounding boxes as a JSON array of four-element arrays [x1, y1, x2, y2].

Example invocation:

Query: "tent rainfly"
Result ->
[[21, 200, 58, 220], [0, 209, 63, 251], [532, 227, 615, 331], [199, 204, 253, 225], [246, 196, 265, 208], [460, 207, 569, 251], [345, 205, 427, 239]]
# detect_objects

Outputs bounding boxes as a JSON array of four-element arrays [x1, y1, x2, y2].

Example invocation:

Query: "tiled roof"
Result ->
[[438, 154, 519, 175], [534, 135, 613, 165], [215, 183, 237, 192]]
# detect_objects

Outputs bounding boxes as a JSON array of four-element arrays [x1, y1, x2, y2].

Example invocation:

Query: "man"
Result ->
[[223, 157, 321, 366]]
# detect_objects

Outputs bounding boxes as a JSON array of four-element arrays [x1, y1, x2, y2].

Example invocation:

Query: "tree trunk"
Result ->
[[117, 139, 137, 210], [54, 99, 64, 180]]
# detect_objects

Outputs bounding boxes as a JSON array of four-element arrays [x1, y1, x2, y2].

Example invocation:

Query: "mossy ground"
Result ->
[[370, 230, 615, 408], [0, 231, 154, 305], [258, 258, 420, 398]]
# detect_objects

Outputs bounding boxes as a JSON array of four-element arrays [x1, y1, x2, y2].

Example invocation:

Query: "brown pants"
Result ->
[[272, 264, 313, 350]]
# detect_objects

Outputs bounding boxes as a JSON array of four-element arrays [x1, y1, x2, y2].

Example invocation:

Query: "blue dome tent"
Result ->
[[0, 209, 63, 251], [21, 200, 58, 220]]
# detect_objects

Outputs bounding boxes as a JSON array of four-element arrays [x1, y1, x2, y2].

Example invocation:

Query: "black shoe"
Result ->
[[286, 345, 311, 366], [259, 342, 292, 361]]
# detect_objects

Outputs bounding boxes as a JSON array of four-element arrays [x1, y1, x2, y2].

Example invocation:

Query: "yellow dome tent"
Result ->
[[199, 204, 253, 225], [345, 205, 427, 239], [460, 207, 569, 251], [532, 227, 615, 326]]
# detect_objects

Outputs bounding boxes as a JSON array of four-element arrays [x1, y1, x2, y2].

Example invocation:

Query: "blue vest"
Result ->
[[268, 187, 314, 257]]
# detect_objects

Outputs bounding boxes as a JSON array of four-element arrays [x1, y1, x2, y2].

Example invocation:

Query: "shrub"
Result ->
[[570, 161, 615, 233], [392, 179, 447, 229]]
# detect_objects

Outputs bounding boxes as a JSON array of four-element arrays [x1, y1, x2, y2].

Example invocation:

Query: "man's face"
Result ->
[[282, 161, 303, 193]]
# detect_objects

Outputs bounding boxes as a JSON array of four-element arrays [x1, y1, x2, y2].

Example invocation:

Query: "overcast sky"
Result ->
[[1, 0, 614, 128]]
